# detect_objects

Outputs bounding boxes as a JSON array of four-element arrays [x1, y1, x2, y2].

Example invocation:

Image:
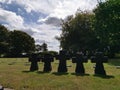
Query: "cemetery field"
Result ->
[[0, 58, 120, 90]]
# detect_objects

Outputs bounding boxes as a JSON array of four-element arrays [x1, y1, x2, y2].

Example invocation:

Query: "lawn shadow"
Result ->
[[37, 71, 51, 74], [22, 70, 51, 74], [8, 62, 16, 65], [93, 74, 115, 79], [52, 72, 69, 76], [24, 63, 30, 66], [54, 62, 59, 64], [71, 73, 90, 76], [22, 70, 36, 73]]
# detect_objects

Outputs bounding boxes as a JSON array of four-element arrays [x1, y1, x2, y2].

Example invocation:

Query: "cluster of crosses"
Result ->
[[29, 50, 108, 75], [29, 53, 54, 72]]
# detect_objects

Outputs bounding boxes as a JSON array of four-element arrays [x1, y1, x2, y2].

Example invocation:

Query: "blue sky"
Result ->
[[0, 0, 99, 51]]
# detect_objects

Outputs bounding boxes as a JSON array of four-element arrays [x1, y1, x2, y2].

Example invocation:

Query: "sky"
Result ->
[[0, 0, 99, 51]]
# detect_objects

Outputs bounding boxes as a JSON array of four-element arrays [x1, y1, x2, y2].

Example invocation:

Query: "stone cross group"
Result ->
[[28, 50, 108, 75]]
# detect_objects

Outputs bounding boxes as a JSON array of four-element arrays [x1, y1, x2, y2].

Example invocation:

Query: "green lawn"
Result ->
[[0, 58, 120, 90]]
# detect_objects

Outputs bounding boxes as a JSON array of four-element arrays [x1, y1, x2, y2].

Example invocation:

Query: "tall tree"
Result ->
[[42, 42, 48, 52], [0, 25, 9, 42], [0, 25, 9, 56], [94, 0, 120, 55], [9, 30, 35, 56], [58, 11, 99, 52]]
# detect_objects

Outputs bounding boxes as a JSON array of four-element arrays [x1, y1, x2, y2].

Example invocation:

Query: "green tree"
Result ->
[[41, 42, 48, 52], [0, 25, 9, 56], [58, 11, 99, 52], [9, 30, 35, 56], [0, 42, 9, 57], [0, 25, 9, 42], [94, 0, 120, 56], [35, 44, 42, 53]]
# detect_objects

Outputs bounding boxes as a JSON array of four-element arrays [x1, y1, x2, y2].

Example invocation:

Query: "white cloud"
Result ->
[[0, 0, 99, 51], [0, 0, 13, 4], [0, 8, 24, 29], [31, 24, 61, 51], [12, 0, 58, 14], [48, 0, 97, 19], [37, 0, 98, 27], [0, 7, 61, 51], [1, 0, 98, 17]]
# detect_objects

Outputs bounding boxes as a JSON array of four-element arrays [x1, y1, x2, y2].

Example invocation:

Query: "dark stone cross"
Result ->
[[91, 52, 108, 75], [72, 52, 88, 74], [42, 53, 54, 72], [29, 53, 41, 71], [56, 50, 70, 73]]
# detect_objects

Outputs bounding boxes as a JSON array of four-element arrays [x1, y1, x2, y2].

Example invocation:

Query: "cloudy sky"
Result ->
[[0, 0, 99, 51]]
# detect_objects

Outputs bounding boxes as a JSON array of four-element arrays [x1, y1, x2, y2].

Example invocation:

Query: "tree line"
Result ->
[[0, 0, 119, 58], [0, 25, 53, 57], [0, 25, 35, 57], [57, 0, 120, 58]]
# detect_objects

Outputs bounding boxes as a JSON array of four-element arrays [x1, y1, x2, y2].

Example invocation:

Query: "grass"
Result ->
[[0, 58, 120, 90]]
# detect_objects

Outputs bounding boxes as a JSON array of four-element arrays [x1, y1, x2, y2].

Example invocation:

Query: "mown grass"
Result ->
[[0, 58, 120, 90]]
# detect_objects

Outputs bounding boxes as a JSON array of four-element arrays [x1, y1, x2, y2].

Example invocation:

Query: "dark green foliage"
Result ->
[[94, 0, 120, 54], [35, 43, 48, 53], [41, 42, 48, 52], [0, 25, 35, 57], [59, 11, 99, 52], [38, 51, 58, 57], [0, 25, 9, 56], [0, 42, 9, 56], [48, 51, 58, 56], [9, 30, 35, 57], [35, 44, 42, 53], [0, 25, 9, 42]]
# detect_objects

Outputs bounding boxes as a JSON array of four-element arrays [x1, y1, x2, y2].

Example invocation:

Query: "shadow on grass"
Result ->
[[71, 73, 90, 76], [22, 70, 36, 73], [37, 71, 51, 74], [8, 62, 16, 65], [24, 63, 30, 66], [22, 70, 52, 74], [54, 62, 59, 64], [52, 72, 69, 76], [93, 74, 115, 79]]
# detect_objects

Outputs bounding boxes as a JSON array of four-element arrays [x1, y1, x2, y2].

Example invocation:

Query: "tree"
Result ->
[[94, 0, 120, 56], [41, 42, 48, 52], [58, 11, 99, 52], [0, 25, 9, 56], [0, 42, 9, 57], [35, 44, 42, 53], [9, 30, 35, 56], [0, 25, 9, 42]]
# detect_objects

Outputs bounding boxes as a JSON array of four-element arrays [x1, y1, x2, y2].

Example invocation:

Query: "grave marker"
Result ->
[[42, 53, 54, 72], [29, 53, 41, 71], [91, 52, 108, 75], [72, 52, 88, 74], [56, 50, 70, 73]]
